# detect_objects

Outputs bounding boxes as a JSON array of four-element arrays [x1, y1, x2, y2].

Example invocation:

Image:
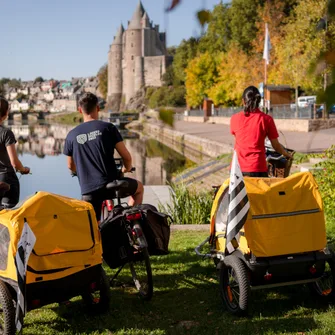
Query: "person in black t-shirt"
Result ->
[[0, 97, 30, 208], [63, 93, 144, 221]]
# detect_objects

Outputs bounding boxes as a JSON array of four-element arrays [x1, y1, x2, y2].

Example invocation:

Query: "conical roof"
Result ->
[[112, 24, 124, 45], [128, 0, 145, 29], [142, 11, 150, 28]]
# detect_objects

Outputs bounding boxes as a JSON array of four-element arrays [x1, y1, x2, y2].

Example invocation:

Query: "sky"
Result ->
[[0, 0, 224, 81]]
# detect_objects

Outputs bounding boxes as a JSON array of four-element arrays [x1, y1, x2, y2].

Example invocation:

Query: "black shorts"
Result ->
[[82, 177, 138, 221], [0, 171, 20, 208]]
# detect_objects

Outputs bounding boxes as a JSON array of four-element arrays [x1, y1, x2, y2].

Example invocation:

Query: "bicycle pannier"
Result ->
[[99, 213, 133, 269], [136, 204, 171, 255]]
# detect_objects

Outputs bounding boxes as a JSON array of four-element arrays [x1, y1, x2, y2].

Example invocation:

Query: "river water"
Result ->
[[5, 121, 195, 202]]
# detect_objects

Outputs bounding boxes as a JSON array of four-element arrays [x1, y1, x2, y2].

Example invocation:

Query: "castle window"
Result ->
[[133, 69, 135, 73], [131, 55, 134, 60], [131, 43, 133, 47]]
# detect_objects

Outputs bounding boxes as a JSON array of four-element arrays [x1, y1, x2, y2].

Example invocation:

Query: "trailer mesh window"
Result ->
[[0, 224, 10, 271]]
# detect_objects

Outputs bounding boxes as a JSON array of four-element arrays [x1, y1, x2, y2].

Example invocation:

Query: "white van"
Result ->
[[297, 96, 316, 108]]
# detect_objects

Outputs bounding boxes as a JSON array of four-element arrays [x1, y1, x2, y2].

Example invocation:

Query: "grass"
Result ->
[[23, 231, 335, 335], [51, 112, 83, 125]]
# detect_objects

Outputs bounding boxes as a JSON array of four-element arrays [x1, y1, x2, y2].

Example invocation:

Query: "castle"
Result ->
[[107, 1, 170, 111]]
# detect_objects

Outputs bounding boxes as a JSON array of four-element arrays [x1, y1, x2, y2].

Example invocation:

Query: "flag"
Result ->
[[263, 23, 271, 65], [166, 0, 181, 11], [15, 222, 36, 333], [226, 151, 250, 254]]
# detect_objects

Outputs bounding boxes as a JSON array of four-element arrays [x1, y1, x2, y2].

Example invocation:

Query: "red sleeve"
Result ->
[[266, 116, 279, 140], [230, 115, 235, 135]]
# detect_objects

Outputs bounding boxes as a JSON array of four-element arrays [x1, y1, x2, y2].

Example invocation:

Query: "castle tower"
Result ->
[[123, 1, 144, 104], [107, 24, 124, 110]]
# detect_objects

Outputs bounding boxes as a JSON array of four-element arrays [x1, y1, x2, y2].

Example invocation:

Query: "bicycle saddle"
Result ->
[[106, 180, 129, 191]]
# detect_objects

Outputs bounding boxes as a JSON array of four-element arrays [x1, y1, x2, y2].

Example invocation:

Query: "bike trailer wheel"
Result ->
[[129, 247, 153, 301], [309, 257, 335, 301], [219, 253, 250, 316], [0, 280, 15, 335], [82, 266, 110, 313]]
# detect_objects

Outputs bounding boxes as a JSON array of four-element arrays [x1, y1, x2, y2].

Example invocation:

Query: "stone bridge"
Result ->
[[8, 111, 49, 121]]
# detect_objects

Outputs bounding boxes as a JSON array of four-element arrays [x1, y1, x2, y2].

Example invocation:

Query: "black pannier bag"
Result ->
[[136, 204, 172, 256], [99, 213, 133, 269]]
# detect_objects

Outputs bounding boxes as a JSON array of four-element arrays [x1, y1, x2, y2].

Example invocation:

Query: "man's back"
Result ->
[[64, 120, 123, 194]]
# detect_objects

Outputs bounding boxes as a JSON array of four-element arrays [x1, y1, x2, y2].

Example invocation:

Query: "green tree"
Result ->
[[173, 37, 200, 85], [272, 0, 331, 103], [0, 84, 5, 97], [97, 64, 108, 100], [199, 2, 231, 53], [34, 77, 44, 83], [8, 78, 21, 88]]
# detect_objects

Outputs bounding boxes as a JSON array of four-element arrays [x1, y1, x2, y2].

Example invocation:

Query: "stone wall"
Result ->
[[143, 123, 233, 159], [180, 115, 335, 132], [144, 56, 166, 87], [52, 99, 77, 112]]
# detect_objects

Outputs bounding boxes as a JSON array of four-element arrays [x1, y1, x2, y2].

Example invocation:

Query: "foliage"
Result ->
[[34, 76, 44, 83], [207, 45, 263, 106], [270, 0, 330, 93], [16, 93, 28, 101], [185, 52, 220, 107], [97, 64, 108, 100], [172, 37, 199, 85], [158, 108, 174, 127], [51, 112, 83, 125], [147, 86, 185, 108], [162, 66, 175, 86], [8, 78, 21, 89], [159, 183, 213, 224], [309, 145, 335, 241], [0, 84, 5, 97]]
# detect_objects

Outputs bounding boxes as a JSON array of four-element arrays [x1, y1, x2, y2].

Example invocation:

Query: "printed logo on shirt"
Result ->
[[76, 130, 102, 145], [76, 134, 88, 144]]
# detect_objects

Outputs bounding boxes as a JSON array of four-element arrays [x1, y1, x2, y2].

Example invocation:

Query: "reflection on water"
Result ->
[[5, 121, 193, 201]]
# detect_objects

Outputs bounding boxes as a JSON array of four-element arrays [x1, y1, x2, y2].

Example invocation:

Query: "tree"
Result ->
[[199, 2, 231, 54], [208, 44, 263, 106], [34, 77, 44, 83], [97, 64, 108, 100], [271, 0, 331, 102], [8, 79, 21, 89], [185, 52, 220, 107], [173, 37, 200, 85], [0, 84, 5, 97]]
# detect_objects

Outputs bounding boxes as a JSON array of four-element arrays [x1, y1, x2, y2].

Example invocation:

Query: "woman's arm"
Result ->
[[115, 141, 132, 172], [6, 144, 29, 173], [269, 138, 292, 158], [67, 156, 76, 173]]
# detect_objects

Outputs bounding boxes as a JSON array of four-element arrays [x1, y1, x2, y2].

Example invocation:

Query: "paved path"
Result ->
[[174, 121, 335, 153]]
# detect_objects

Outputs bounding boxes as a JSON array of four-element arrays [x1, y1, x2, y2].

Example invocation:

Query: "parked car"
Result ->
[[316, 104, 335, 116]]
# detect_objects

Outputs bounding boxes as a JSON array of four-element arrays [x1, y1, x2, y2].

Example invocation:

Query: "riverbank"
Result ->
[[46, 111, 83, 125]]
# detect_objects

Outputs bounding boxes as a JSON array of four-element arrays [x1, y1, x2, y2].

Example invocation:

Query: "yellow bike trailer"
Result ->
[[0, 192, 109, 334], [195, 172, 334, 315]]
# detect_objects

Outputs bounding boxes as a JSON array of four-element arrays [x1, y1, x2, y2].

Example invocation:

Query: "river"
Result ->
[[5, 120, 195, 202]]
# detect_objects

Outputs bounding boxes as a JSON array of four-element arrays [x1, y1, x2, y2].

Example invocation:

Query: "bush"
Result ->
[[159, 183, 213, 225], [308, 145, 335, 241], [147, 86, 186, 108], [158, 108, 174, 127]]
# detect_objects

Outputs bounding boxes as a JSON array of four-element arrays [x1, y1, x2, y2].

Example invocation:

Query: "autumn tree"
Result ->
[[97, 64, 108, 100], [271, 0, 331, 104], [185, 52, 220, 107], [208, 45, 263, 106]]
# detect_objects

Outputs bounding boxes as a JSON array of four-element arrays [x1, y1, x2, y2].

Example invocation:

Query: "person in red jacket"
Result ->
[[230, 86, 291, 177]]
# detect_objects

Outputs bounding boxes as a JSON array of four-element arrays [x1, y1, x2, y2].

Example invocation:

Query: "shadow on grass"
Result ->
[[22, 247, 334, 334]]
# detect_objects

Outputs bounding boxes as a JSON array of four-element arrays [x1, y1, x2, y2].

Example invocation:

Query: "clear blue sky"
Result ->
[[0, 0, 224, 81]]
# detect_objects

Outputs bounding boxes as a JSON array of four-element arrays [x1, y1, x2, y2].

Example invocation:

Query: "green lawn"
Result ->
[[23, 231, 335, 335]]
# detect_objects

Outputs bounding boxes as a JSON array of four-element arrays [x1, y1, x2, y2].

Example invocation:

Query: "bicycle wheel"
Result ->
[[0, 280, 15, 335], [309, 258, 335, 301], [129, 247, 153, 301], [219, 253, 250, 316], [82, 266, 110, 313]]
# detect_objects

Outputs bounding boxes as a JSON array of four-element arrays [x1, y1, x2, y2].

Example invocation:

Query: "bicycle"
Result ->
[[266, 146, 295, 178], [73, 161, 153, 301]]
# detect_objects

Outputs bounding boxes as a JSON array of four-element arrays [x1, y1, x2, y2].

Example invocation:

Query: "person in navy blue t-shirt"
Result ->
[[63, 93, 144, 221]]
